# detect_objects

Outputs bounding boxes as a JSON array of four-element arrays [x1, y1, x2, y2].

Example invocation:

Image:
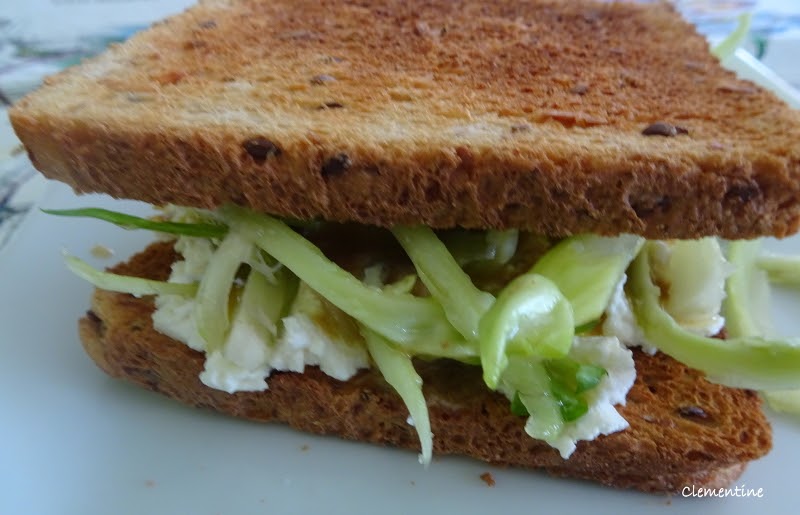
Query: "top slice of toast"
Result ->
[[10, 0, 800, 238]]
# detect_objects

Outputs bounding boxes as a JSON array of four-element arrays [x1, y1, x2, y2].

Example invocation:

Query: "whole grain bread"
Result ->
[[79, 240, 772, 493], [10, 0, 800, 239]]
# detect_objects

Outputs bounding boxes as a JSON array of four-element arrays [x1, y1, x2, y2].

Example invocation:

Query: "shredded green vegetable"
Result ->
[[221, 206, 464, 354], [501, 358, 563, 440], [239, 267, 293, 341], [757, 253, 800, 287], [479, 273, 574, 389], [439, 229, 519, 266], [712, 13, 752, 61], [362, 328, 433, 465], [723, 241, 800, 414], [383, 275, 418, 295], [629, 245, 800, 390], [392, 225, 495, 341], [532, 234, 643, 327], [764, 390, 800, 416], [724, 239, 773, 338], [65, 255, 199, 296], [43, 208, 228, 238], [51, 194, 800, 453], [194, 231, 255, 351]]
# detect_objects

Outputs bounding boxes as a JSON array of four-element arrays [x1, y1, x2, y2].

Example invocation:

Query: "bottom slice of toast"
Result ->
[[78, 241, 772, 493]]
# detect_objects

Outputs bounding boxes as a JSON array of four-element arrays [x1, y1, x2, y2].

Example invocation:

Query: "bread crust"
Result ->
[[10, 0, 800, 238], [78, 241, 772, 493]]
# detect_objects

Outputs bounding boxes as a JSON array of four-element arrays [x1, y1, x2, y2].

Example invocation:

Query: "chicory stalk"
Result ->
[[195, 231, 255, 351], [391, 225, 495, 340], [764, 390, 800, 415], [43, 207, 227, 238], [440, 229, 519, 266], [757, 253, 800, 287], [205, 268, 292, 388], [486, 230, 520, 265], [532, 234, 644, 327], [628, 245, 800, 390], [724, 239, 773, 338], [221, 206, 461, 350], [724, 241, 800, 414], [238, 267, 293, 341], [65, 255, 198, 296], [383, 275, 418, 295], [362, 328, 433, 465], [712, 13, 752, 61], [479, 274, 574, 389], [378, 274, 479, 360]]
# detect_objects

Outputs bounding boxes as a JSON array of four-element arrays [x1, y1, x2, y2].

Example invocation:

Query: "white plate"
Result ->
[[1, 185, 799, 515]]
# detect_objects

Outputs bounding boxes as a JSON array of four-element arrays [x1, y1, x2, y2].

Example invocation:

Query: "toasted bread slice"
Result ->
[[78, 241, 772, 493], [10, 0, 800, 239]]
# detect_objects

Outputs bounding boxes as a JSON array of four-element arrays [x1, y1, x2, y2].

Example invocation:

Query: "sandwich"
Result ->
[[9, 0, 800, 494]]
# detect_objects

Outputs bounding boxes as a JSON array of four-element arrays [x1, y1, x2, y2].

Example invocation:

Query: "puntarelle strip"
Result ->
[[49, 204, 800, 461], [629, 243, 800, 390], [43, 208, 228, 238], [65, 254, 198, 297]]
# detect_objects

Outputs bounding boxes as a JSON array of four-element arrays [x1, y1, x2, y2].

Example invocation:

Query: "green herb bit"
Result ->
[[509, 358, 606, 422], [545, 359, 607, 395], [502, 358, 563, 440], [510, 392, 529, 416], [549, 381, 589, 423]]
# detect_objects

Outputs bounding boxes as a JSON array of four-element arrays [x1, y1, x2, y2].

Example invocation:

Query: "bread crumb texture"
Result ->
[[10, 0, 800, 238], [79, 241, 772, 493]]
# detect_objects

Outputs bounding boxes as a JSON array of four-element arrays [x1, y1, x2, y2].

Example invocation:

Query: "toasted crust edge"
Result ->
[[12, 114, 800, 240]]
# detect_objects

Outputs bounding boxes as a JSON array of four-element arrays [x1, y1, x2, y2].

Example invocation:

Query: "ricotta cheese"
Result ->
[[152, 235, 369, 394], [545, 336, 636, 459], [603, 239, 729, 353]]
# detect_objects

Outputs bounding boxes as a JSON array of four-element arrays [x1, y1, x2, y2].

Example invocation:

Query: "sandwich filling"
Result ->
[[53, 205, 800, 462]]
